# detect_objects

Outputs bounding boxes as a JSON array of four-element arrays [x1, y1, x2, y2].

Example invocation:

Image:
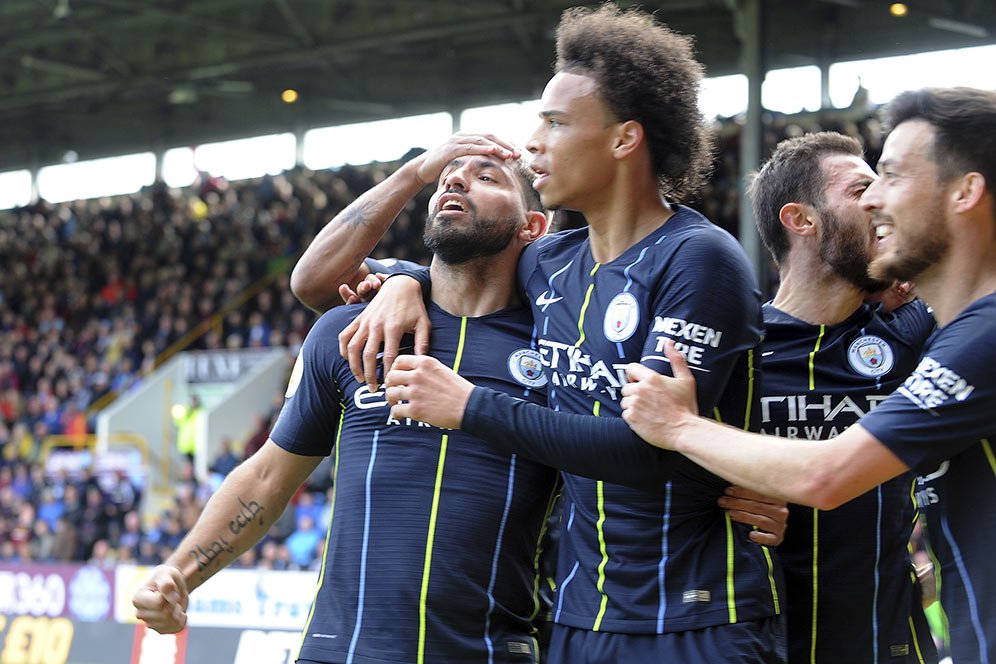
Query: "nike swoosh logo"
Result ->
[[536, 291, 563, 306], [376, 346, 415, 360]]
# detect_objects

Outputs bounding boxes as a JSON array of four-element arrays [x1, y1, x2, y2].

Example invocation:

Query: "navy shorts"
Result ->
[[548, 615, 786, 664]]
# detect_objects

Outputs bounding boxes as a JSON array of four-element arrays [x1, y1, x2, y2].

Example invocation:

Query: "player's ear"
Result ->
[[612, 120, 644, 160], [949, 171, 987, 215], [522, 210, 549, 242], [779, 202, 816, 238]]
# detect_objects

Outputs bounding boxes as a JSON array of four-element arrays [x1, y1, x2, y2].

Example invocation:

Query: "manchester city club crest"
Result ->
[[508, 349, 548, 388], [603, 292, 640, 342], [847, 334, 895, 377]]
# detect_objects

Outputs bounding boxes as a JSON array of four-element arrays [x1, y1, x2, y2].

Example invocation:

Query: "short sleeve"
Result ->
[[640, 230, 763, 413], [270, 308, 355, 456], [861, 306, 996, 473]]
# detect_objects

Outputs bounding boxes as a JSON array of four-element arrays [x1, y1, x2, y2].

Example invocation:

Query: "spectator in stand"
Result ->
[[209, 437, 241, 478]]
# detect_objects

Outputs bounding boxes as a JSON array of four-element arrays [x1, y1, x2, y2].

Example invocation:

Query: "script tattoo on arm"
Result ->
[[188, 496, 266, 577]]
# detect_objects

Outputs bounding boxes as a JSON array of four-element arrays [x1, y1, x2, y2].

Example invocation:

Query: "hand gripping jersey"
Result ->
[[761, 300, 938, 663], [271, 295, 560, 664], [861, 292, 996, 664], [501, 206, 780, 634]]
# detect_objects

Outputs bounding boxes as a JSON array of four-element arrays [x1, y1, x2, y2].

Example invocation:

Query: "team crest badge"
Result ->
[[847, 335, 894, 377], [603, 292, 640, 342], [508, 349, 548, 388]]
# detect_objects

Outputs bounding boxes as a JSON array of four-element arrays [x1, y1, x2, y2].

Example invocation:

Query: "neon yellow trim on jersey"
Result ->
[[908, 615, 927, 664], [574, 264, 601, 347], [588, 399, 612, 630], [529, 484, 562, 622], [713, 407, 722, 422], [724, 511, 737, 622], [909, 476, 920, 524], [416, 317, 468, 664], [810, 507, 819, 664], [298, 407, 346, 658], [924, 533, 949, 644], [761, 544, 781, 614], [808, 325, 826, 391], [531, 634, 541, 664], [592, 479, 610, 630], [451, 317, 468, 374], [417, 435, 449, 664], [981, 438, 996, 477], [743, 348, 756, 430]]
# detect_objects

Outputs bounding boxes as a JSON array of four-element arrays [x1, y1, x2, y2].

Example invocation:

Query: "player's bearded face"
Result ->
[[423, 192, 520, 264], [818, 204, 890, 292], [868, 205, 950, 283]]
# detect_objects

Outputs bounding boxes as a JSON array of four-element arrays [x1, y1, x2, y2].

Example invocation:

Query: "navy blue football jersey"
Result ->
[[761, 300, 937, 663], [861, 292, 996, 664], [510, 205, 779, 634], [271, 297, 560, 664]]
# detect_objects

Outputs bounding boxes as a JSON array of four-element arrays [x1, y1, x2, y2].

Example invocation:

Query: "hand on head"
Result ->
[[414, 133, 521, 187]]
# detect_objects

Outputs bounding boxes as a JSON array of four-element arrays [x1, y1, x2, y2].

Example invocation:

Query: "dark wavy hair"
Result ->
[[554, 3, 713, 201], [748, 132, 863, 265], [883, 87, 996, 202]]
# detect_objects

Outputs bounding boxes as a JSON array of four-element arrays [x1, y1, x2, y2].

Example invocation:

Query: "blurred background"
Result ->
[[0, 1, 990, 661]]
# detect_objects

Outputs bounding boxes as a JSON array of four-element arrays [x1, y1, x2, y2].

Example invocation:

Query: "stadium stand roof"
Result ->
[[1, 0, 994, 172]]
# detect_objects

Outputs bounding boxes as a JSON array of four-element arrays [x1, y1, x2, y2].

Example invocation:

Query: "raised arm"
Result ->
[[290, 133, 522, 312], [132, 440, 322, 633]]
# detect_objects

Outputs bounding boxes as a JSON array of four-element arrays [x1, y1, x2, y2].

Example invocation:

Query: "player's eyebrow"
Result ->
[[442, 156, 506, 178], [876, 158, 896, 173]]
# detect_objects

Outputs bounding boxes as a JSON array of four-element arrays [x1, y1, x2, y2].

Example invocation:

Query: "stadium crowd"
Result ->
[[1, 101, 883, 569]]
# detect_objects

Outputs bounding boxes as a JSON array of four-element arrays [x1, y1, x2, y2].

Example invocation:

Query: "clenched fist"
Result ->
[[132, 565, 189, 634]]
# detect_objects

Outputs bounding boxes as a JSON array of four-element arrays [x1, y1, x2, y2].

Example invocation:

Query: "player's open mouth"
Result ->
[[874, 222, 893, 248], [437, 194, 468, 214]]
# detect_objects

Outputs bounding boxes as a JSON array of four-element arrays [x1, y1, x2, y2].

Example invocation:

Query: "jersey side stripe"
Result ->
[[762, 545, 781, 615], [872, 485, 883, 663], [574, 263, 600, 347], [346, 431, 380, 663], [810, 507, 819, 664], [416, 317, 469, 664], [530, 484, 563, 623], [808, 325, 826, 390], [297, 407, 346, 660], [589, 399, 612, 631], [908, 615, 928, 664], [939, 511, 989, 664], [656, 483, 672, 634], [743, 347, 756, 431], [724, 511, 737, 623], [807, 327, 824, 661], [483, 455, 518, 664], [555, 561, 580, 623]]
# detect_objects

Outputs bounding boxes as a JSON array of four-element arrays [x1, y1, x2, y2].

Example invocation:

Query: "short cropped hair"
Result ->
[[555, 3, 713, 201], [883, 87, 996, 201], [748, 132, 863, 265]]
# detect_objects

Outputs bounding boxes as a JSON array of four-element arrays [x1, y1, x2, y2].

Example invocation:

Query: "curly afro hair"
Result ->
[[555, 3, 714, 201]]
